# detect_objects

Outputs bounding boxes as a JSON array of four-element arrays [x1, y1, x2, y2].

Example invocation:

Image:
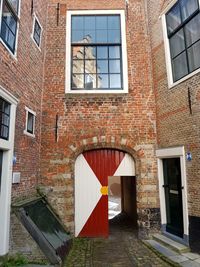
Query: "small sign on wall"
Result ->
[[186, 152, 192, 161], [12, 172, 21, 184]]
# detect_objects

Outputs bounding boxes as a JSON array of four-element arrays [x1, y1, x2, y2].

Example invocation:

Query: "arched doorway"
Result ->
[[75, 149, 135, 237]]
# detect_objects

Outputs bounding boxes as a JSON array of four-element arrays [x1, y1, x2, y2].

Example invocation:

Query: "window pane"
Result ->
[[169, 29, 185, 58], [110, 74, 121, 88], [85, 46, 96, 59], [97, 74, 109, 88], [72, 74, 84, 89], [84, 16, 95, 29], [33, 21, 41, 47], [166, 3, 181, 34], [27, 112, 34, 134], [185, 13, 200, 47], [172, 52, 188, 81], [85, 60, 96, 73], [84, 30, 95, 43], [2, 114, 9, 126], [108, 30, 121, 43], [72, 46, 84, 59], [109, 60, 121, 73], [180, 0, 199, 21], [72, 60, 84, 74], [109, 46, 120, 58], [96, 16, 107, 29], [72, 30, 84, 43], [72, 16, 84, 30], [2, 1, 17, 34], [97, 46, 108, 59], [85, 74, 97, 89], [8, 0, 19, 13], [188, 40, 200, 72], [97, 60, 108, 73], [108, 16, 120, 29], [1, 126, 8, 139], [96, 30, 107, 43]]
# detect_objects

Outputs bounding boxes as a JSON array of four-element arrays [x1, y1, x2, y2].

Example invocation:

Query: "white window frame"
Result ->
[[24, 107, 36, 138], [31, 13, 43, 50], [156, 146, 189, 243], [162, 0, 200, 88], [0, 0, 21, 58], [0, 85, 18, 256], [66, 10, 128, 94]]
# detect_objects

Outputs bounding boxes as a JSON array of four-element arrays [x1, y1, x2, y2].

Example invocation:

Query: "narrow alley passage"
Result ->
[[64, 214, 171, 267]]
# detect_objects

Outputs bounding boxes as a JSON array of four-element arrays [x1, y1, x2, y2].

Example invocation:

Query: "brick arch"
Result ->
[[67, 136, 142, 179]]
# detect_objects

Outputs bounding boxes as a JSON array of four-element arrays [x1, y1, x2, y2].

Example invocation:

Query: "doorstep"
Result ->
[[144, 234, 200, 267]]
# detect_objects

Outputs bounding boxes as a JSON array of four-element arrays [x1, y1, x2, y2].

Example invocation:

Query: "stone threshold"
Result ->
[[143, 234, 200, 267]]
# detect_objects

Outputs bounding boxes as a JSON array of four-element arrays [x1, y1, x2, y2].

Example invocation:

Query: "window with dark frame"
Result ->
[[0, 0, 19, 54], [166, 0, 200, 82], [33, 18, 42, 47], [71, 15, 123, 90], [26, 111, 34, 134], [0, 97, 11, 140]]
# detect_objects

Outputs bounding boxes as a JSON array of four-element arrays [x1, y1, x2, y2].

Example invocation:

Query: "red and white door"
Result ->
[[75, 149, 135, 237]]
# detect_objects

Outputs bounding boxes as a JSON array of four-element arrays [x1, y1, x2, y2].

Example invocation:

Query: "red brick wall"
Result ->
[[0, 0, 48, 200], [41, 0, 159, 234], [147, 0, 200, 218]]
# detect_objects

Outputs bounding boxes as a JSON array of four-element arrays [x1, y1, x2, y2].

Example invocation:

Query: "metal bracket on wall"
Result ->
[[31, 0, 34, 15], [188, 87, 192, 115], [57, 3, 60, 26], [55, 114, 59, 142]]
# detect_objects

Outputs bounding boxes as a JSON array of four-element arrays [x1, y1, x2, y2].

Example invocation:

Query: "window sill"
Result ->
[[31, 35, 41, 51], [23, 130, 35, 138], [0, 38, 17, 61], [169, 68, 200, 89], [65, 89, 128, 94]]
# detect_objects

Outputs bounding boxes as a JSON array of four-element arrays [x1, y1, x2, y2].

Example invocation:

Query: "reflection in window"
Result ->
[[166, 0, 200, 82], [71, 15, 122, 90], [0, 0, 19, 53], [33, 18, 42, 47]]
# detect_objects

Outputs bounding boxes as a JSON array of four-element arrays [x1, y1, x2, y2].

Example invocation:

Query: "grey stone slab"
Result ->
[[183, 252, 200, 260], [153, 234, 189, 253], [180, 260, 200, 267], [145, 240, 178, 257], [168, 255, 188, 263], [195, 258, 200, 264]]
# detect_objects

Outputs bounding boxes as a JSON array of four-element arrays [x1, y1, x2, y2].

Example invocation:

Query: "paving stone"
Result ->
[[195, 258, 200, 264], [183, 252, 200, 260], [169, 255, 188, 263], [64, 214, 171, 267], [180, 260, 200, 267]]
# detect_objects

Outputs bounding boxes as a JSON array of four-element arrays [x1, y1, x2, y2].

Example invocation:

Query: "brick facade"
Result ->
[[0, 0, 48, 260], [147, 0, 200, 251], [40, 0, 159, 236], [1, 0, 200, 261]]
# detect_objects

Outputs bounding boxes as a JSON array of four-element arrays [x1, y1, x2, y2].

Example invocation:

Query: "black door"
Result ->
[[163, 158, 183, 238]]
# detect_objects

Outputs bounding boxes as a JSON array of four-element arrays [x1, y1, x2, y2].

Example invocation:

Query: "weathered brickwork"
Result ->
[[0, 0, 48, 258], [147, 0, 200, 251], [41, 0, 159, 236], [0, 0, 48, 200]]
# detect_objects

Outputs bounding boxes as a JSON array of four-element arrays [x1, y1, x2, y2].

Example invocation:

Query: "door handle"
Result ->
[[163, 184, 169, 188]]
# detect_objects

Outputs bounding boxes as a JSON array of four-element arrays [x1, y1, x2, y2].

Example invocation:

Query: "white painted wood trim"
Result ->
[[31, 12, 43, 50], [0, 86, 17, 255], [156, 146, 189, 237], [0, 0, 21, 59], [161, 0, 200, 88], [24, 106, 36, 138], [65, 10, 128, 94]]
